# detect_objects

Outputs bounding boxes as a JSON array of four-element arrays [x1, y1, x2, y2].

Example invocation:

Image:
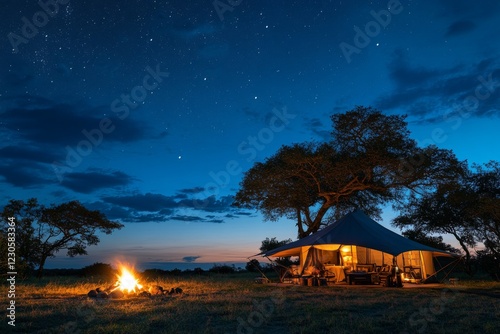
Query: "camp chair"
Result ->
[[403, 266, 422, 283], [321, 265, 337, 284], [377, 265, 393, 286], [281, 265, 301, 284]]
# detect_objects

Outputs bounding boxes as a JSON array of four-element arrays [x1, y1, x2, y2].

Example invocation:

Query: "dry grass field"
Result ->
[[2, 273, 499, 334]]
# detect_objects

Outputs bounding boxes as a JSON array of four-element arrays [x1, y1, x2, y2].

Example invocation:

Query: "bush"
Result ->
[[82, 262, 115, 278], [209, 264, 236, 274], [193, 267, 205, 275], [477, 251, 500, 281], [245, 259, 261, 272]]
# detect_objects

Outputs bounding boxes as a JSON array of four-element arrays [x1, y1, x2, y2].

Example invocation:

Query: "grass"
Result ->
[[2, 273, 500, 334]]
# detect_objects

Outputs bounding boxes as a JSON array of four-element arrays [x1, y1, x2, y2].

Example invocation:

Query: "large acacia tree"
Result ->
[[1, 198, 123, 278], [234, 106, 462, 238]]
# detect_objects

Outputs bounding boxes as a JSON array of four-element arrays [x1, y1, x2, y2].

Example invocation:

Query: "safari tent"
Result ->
[[260, 210, 457, 283]]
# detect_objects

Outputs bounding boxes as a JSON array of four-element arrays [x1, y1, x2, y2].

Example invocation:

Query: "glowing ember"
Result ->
[[114, 266, 143, 293]]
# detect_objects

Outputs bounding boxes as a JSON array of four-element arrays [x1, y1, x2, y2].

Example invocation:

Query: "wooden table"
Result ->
[[346, 271, 377, 285]]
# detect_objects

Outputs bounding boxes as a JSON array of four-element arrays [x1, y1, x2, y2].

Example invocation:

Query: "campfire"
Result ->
[[113, 265, 143, 293], [87, 264, 183, 299]]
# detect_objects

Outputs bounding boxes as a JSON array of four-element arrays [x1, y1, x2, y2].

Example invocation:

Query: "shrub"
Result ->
[[82, 262, 115, 278]]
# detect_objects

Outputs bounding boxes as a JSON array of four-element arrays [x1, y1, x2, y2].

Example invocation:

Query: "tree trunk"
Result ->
[[298, 204, 331, 238], [296, 208, 305, 238], [36, 257, 47, 279], [453, 233, 473, 276]]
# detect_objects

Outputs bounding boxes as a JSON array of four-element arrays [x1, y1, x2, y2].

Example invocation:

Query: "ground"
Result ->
[[2, 273, 499, 333]]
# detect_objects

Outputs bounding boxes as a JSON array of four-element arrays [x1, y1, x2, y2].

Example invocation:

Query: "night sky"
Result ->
[[1, 0, 499, 269]]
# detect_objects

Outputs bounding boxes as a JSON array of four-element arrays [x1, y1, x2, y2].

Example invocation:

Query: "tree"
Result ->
[[393, 161, 500, 275], [245, 259, 261, 272], [1, 199, 123, 278], [402, 228, 459, 254], [469, 161, 500, 261], [1, 198, 41, 276], [260, 237, 294, 267], [259, 237, 292, 253], [234, 106, 458, 238]]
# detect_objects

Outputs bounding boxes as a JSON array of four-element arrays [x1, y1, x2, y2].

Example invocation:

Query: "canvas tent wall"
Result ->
[[260, 210, 456, 282]]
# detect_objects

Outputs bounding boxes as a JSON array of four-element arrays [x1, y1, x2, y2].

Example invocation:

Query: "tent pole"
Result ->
[[264, 256, 288, 283], [439, 256, 463, 283], [423, 256, 463, 283], [247, 257, 271, 283]]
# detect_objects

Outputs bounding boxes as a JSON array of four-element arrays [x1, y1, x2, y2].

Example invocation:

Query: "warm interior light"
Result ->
[[115, 266, 143, 293], [341, 246, 351, 253]]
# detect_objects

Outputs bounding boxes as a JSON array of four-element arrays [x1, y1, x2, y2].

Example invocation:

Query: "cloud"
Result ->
[[387, 50, 444, 89], [177, 195, 234, 213], [102, 192, 178, 212], [170, 23, 219, 40], [0, 98, 167, 161], [178, 187, 205, 194], [0, 146, 62, 164], [125, 212, 171, 223], [1, 101, 149, 146], [437, 0, 500, 20], [376, 52, 500, 123], [445, 20, 476, 37], [170, 215, 206, 222], [98, 190, 238, 224], [303, 117, 330, 141], [0, 145, 62, 188], [0, 161, 50, 188], [61, 169, 134, 194], [182, 256, 201, 263]]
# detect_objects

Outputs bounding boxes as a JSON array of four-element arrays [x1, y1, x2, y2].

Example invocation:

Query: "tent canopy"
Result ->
[[261, 210, 454, 258]]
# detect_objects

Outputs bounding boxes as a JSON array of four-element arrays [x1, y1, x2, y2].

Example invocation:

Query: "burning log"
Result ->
[[149, 285, 164, 295], [108, 290, 125, 299], [85, 264, 184, 299], [138, 291, 151, 298], [87, 290, 98, 298]]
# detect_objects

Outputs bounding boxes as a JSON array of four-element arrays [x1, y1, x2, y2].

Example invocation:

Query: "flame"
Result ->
[[115, 265, 143, 293]]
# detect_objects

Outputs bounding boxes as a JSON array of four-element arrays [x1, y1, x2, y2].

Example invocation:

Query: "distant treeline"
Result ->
[[39, 262, 251, 278]]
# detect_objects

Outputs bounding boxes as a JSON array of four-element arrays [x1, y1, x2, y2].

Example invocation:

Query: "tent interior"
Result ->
[[261, 210, 458, 284], [296, 245, 440, 283]]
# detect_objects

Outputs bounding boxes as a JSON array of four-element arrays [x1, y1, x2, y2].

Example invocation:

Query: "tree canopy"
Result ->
[[259, 237, 292, 253], [1, 198, 123, 277], [234, 106, 462, 238], [393, 161, 500, 274]]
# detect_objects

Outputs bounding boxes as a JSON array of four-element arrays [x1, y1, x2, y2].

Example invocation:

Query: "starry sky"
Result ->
[[1, 0, 499, 270]]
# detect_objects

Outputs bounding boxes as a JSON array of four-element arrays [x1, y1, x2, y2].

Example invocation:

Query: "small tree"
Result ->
[[260, 237, 294, 266], [402, 228, 459, 253], [393, 161, 500, 275], [1, 198, 123, 278], [245, 259, 261, 272], [259, 237, 292, 253]]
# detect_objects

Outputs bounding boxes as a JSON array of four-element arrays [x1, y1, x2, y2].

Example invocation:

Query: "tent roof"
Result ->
[[261, 210, 455, 258]]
